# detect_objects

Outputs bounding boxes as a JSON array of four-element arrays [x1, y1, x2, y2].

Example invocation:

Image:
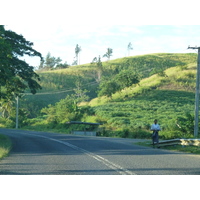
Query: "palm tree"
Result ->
[[127, 42, 133, 56], [0, 98, 14, 118], [75, 44, 81, 65], [103, 48, 113, 61]]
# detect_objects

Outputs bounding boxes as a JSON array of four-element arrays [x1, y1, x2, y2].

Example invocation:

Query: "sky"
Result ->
[[5, 24, 200, 67], [2, 0, 200, 68]]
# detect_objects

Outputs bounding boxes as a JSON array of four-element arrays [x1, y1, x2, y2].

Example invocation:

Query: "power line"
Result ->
[[15, 81, 98, 129], [23, 81, 98, 96]]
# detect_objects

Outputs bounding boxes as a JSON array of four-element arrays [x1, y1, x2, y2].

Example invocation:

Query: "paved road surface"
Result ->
[[0, 128, 200, 175]]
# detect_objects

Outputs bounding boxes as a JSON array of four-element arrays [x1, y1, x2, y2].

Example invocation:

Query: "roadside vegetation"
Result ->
[[136, 141, 200, 155], [0, 134, 12, 159]]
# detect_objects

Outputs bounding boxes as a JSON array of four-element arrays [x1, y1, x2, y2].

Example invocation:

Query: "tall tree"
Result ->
[[103, 48, 113, 61], [44, 52, 56, 69], [91, 55, 103, 83], [42, 52, 63, 69], [73, 74, 89, 102], [72, 57, 78, 66], [75, 44, 81, 65], [127, 42, 133, 56], [38, 59, 45, 70], [0, 25, 42, 98]]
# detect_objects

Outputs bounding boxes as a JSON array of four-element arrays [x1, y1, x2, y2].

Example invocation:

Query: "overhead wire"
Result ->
[[23, 81, 98, 96]]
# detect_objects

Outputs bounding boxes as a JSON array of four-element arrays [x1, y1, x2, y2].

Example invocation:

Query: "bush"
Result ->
[[0, 117, 15, 128]]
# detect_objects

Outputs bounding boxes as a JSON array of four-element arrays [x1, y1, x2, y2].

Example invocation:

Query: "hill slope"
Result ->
[[88, 63, 197, 138], [22, 53, 197, 117]]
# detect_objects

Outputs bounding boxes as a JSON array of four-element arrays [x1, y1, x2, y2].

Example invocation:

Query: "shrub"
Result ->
[[0, 118, 15, 128]]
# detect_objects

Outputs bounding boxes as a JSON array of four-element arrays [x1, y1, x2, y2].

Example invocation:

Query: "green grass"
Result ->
[[90, 88, 195, 138], [161, 145, 200, 154], [86, 61, 197, 139], [22, 53, 197, 115], [136, 141, 200, 154], [0, 134, 12, 159]]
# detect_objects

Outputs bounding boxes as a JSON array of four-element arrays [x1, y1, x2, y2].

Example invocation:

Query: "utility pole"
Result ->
[[16, 96, 19, 129], [188, 46, 200, 137]]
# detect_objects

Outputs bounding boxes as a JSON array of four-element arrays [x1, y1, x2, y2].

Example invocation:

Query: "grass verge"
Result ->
[[136, 141, 200, 155], [0, 134, 12, 160]]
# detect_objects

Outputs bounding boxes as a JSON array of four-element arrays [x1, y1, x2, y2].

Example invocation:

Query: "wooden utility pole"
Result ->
[[188, 46, 200, 137], [16, 96, 19, 129]]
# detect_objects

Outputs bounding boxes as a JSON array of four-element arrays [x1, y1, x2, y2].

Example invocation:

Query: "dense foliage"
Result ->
[[98, 70, 140, 97], [0, 25, 42, 122], [0, 25, 42, 98], [39, 52, 69, 70]]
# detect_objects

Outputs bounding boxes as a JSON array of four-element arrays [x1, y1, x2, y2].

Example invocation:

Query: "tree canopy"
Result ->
[[38, 52, 69, 70], [73, 44, 81, 65], [91, 55, 103, 83], [98, 70, 140, 98], [103, 48, 113, 61], [0, 25, 42, 99], [127, 42, 133, 56]]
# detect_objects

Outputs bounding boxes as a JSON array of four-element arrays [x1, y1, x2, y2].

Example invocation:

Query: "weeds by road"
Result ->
[[136, 141, 200, 155], [0, 134, 12, 159]]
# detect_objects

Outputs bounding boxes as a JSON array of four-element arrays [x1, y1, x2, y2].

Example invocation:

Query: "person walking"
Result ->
[[151, 119, 161, 148]]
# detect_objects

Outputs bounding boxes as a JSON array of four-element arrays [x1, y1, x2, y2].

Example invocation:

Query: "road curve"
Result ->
[[0, 128, 200, 175]]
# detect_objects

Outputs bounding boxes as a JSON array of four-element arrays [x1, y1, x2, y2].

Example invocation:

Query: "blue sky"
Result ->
[[5, 25, 200, 67]]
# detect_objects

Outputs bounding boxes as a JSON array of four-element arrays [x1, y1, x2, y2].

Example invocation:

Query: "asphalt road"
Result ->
[[0, 128, 200, 175]]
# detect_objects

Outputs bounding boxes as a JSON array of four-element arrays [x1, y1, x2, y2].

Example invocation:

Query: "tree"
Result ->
[[73, 74, 89, 102], [72, 57, 78, 66], [115, 70, 140, 89], [55, 62, 69, 69], [0, 98, 14, 118], [98, 79, 120, 98], [41, 52, 64, 70], [74, 44, 81, 65], [127, 42, 133, 56], [44, 52, 62, 69], [38, 59, 45, 70], [0, 25, 42, 99], [44, 52, 56, 69], [41, 94, 88, 124], [98, 70, 140, 98], [91, 55, 103, 83], [103, 48, 113, 61]]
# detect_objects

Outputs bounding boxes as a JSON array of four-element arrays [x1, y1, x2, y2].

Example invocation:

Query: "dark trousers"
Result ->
[[152, 131, 159, 145]]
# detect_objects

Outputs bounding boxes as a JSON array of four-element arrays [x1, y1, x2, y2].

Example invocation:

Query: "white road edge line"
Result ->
[[28, 133, 136, 175]]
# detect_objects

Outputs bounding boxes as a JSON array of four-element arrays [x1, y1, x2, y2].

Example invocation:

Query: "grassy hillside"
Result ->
[[16, 53, 199, 139], [22, 53, 197, 116], [88, 63, 197, 139]]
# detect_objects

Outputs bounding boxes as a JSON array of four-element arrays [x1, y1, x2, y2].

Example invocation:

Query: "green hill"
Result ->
[[88, 63, 196, 139], [22, 53, 197, 115], [18, 53, 198, 139]]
